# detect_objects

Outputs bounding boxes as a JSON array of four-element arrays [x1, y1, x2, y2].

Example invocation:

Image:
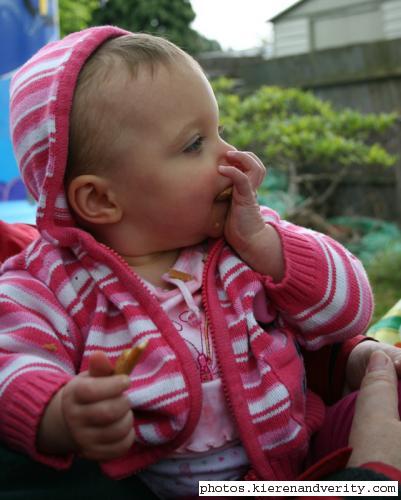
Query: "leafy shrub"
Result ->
[[213, 78, 397, 220]]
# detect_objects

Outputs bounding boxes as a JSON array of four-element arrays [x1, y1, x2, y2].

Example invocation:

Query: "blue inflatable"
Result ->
[[0, 0, 58, 220], [0, 0, 59, 77]]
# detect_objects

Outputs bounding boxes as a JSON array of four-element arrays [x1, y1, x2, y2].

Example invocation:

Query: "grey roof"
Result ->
[[268, 0, 307, 22]]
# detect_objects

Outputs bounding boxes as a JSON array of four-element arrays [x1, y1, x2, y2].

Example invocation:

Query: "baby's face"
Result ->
[[107, 61, 235, 253]]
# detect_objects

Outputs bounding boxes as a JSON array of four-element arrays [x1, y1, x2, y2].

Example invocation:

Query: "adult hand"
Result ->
[[346, 339, 401, 392], [347, 350, 401, 469]]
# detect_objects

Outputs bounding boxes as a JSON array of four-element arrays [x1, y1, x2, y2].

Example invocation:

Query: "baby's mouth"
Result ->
[[215, 186, 233, 202]]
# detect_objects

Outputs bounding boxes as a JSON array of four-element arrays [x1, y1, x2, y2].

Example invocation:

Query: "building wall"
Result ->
[[382, 1, 401, 39], [272, 0, 401, 57], [280, 0, 373, 18], [314, 10, 382, 50], [274, 18, 310, 56], [200, 38, 401, 113]]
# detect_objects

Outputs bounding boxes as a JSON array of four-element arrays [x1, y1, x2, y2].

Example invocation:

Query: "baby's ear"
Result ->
[[67, 175, 123, 225]]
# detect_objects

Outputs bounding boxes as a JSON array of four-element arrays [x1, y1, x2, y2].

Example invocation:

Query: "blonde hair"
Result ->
[[65, 33, 195, 183]]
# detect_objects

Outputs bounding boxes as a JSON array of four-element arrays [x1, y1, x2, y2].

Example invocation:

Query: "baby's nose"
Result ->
[[219, 141, 237, 165]]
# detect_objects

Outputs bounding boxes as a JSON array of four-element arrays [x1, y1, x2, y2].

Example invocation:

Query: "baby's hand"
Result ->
[[346, 340, 401, 392], [37, 351, 134, 461], [60, 351, 134, 461], [218, 151, 284, 281]]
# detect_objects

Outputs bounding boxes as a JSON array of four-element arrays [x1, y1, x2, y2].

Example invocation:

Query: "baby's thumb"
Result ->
[[357, 350, 399, 420], [88, 351, 115, 378]]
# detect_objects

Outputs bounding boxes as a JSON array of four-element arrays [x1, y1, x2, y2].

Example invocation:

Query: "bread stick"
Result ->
[[114, 341, 148, 375], [215, 186, 233, 202]]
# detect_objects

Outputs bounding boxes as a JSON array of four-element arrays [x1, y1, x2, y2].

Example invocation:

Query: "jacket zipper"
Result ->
[[200, 241, 243, 439], [201, 239, 261, 481]]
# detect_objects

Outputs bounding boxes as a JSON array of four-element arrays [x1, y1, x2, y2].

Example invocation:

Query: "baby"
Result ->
[[1, 25, 399, 499]]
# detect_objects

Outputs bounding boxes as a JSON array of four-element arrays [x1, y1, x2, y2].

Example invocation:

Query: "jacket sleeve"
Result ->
[[0, 271, 79, 469], [259, 206, 373, 351], [0, 222, 38, 263], [302, 335, 370, 404]]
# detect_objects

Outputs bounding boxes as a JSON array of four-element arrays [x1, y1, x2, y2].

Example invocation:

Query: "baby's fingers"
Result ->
[[226, 150, 266, 189], [66, 373, 131, 405], [244, 151, 267, 184], [218, 165, 255, 201], [79, 395, 132, 426], [80, 425, 135, 462], [91, 410, 134, 443], [88, 350, 114, 377], [62, 395, 135, 461]]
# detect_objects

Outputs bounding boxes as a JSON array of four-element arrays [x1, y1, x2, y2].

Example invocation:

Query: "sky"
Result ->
[[191, 0, 299, 51]]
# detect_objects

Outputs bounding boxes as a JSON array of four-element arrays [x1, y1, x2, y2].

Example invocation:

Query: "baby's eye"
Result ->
[[184, 136, 204, 153]]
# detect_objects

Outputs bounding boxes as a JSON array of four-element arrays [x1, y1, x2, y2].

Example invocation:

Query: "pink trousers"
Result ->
[[310, 380, 401, 463]]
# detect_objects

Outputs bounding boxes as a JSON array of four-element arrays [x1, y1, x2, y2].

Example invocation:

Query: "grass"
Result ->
[[365, 246, 401, 325]]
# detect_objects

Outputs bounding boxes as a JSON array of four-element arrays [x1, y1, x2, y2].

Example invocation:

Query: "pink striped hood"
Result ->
[[10, 26, 129, 240]]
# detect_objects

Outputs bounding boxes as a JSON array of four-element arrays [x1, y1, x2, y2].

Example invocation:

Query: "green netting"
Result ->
[[257, 190, 292, 217], [258, 171, 304, 217], [261, 169, 288, 192], [256, 167, 401, 265], [329, 216, 401, 263]]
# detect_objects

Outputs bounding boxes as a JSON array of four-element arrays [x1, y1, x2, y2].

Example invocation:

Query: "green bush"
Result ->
[[213, 78, 397, 219], [214, 78, 396, 170]]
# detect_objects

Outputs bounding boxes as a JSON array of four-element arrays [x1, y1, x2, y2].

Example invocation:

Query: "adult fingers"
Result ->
[[355, 350, 399, 420], [348, 351, 400, 468], [376, 344, 401, 377]]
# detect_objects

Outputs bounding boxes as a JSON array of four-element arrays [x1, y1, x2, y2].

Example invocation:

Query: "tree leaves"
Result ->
[[89, 0, 220, 53], [58, 0, 220, 53], [59, 0, 99, 36]]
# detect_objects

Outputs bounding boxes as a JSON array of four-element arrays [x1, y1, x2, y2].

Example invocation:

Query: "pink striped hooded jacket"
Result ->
[[0, 26, 373, 481]]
